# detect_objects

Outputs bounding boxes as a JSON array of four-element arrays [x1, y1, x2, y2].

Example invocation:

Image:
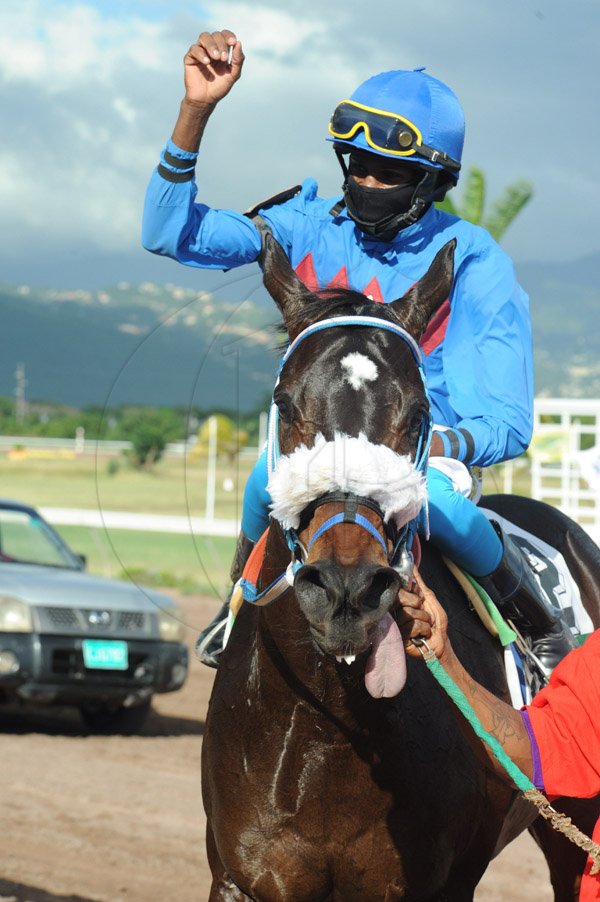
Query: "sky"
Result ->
[[1, 0, 600, 290]]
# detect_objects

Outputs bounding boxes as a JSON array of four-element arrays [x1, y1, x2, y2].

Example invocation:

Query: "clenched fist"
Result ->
[[183, 29, 244, 107]]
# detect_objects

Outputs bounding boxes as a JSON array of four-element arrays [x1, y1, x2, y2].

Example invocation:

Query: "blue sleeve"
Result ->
[[141, 139, 263, 270], [435, 237, 533, 468]]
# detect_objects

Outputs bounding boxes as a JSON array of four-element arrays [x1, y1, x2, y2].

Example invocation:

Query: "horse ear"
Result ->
[[259, 226, 313, 339], [388, 239, 456, 340]]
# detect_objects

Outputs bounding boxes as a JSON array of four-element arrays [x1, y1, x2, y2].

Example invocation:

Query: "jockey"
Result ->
[[142, 29, 575, 674]]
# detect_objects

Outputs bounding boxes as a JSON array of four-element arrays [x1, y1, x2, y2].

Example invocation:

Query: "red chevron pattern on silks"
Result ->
[[421, 298, 450, 356], [295, 252, 319, 291], [294, 252, 384, 302], [363, 276, 384, 304], [328, 265, 349, 289]]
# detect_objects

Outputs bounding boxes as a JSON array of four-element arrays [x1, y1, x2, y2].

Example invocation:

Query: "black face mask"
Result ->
[[343, 176, 421, 241]]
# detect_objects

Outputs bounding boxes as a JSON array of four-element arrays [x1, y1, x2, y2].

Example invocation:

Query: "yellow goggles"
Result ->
[[328, 100, 460, 172]]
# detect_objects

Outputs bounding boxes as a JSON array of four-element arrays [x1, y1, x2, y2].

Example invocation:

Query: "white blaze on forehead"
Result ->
[[341, 353, 378, 391], [268, 432, 426, 532]]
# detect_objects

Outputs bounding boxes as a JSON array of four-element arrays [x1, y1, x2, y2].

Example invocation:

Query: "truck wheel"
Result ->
[[79, 698, 152, 734]]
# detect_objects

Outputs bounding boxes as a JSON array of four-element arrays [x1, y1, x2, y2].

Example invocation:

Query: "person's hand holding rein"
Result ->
[[173, 29, 244, 152], [398, 568, 450, 662]]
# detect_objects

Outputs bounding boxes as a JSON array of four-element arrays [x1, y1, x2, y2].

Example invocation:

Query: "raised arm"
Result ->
[[171, 29, 244, 152], [399, 571, 534, 781], [142, 28, 264, 270]]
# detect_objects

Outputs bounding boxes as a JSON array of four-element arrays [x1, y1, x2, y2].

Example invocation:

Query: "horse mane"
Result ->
[[276, 286, 402, 344]]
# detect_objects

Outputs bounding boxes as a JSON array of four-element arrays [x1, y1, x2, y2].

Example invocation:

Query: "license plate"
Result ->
[[82, 639, 129, 670]]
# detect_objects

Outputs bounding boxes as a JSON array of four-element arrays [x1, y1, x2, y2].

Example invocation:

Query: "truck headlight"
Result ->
[[158, 605, 187, 642], [0, 596, 33, 633]]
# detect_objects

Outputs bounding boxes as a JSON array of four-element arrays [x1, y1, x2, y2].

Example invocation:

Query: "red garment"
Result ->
[[526, 630, 600, 900]]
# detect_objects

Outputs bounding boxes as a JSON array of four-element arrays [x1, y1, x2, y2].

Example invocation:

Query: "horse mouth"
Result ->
[[309, 614, 407, 699], [306, 623, 372, 662]]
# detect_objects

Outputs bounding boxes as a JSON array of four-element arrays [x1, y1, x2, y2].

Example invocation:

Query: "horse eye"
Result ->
[[275, 393, 295, 423], [409, 412, 425, 433]]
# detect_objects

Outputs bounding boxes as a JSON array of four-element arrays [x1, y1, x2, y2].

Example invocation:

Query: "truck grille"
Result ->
[[117, 611, 145, 630], [38, 606, 153, 638], [47, 607, 78, 627]]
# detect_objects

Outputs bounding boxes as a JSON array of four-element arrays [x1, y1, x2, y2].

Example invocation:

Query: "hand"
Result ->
[[183, 30, 244, 106], [398, 568, 450, 660]]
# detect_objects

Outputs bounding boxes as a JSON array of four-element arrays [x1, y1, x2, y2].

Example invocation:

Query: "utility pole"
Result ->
[[205, 414, 217, 522], [15, 363, 27, 425]]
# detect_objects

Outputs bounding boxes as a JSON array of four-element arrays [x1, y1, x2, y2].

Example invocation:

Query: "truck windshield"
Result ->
[[0, 509, 78, 568]]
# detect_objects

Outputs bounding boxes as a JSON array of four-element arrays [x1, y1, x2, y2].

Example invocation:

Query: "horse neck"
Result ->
[[256, 523, 373, 734]]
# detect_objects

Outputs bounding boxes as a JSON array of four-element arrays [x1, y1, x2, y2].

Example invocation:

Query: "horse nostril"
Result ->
[[294, 564, 333, 614], [361, 567, 401, 611], [297, 565, 325, 590]]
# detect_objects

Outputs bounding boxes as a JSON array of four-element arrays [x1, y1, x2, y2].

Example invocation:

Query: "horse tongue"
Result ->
[[364, 613, 407, 699]]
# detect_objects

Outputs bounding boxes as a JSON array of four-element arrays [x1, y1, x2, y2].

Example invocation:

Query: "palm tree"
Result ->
[[436, 166, 533, 242]]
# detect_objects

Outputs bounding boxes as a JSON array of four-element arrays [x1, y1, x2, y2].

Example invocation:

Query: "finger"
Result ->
[[413, 569, 442, 606], [186, 41, 212, 67], [221, 29, 239, 45], [398, 615, 433, 641], [397, 608, 433, 628], [210, 31, 231, 60], [229, 40, 244, 69], [412, 568, 428, 594], [398, 585, 424, 606], [196, 31, 227, 63], [405, 620, 432, 640]]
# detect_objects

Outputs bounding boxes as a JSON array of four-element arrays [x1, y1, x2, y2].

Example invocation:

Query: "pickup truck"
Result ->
[[0, 498, 189, 732]]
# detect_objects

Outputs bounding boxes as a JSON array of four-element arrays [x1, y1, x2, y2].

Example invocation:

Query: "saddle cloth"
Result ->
[[479, 508, 594, 640]]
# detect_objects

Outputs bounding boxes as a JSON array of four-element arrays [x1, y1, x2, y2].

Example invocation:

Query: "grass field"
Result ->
[[0, 452, 256, 516]]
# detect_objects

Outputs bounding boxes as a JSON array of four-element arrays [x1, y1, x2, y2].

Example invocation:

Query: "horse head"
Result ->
[[261, 228, 455, 694]]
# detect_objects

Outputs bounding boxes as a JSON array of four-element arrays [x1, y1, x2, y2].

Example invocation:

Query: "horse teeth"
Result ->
[[335, 655, 356, 665]]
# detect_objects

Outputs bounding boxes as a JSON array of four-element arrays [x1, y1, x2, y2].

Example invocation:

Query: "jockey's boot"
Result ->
[[195, 530, 255, 669], [487, 522, 577, 682]]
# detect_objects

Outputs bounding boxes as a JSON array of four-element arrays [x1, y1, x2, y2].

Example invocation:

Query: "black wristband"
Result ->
[[157, 164, 195, 183], [164, 150, 197, 170]]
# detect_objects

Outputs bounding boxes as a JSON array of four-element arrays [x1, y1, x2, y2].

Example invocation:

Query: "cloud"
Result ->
[[0, 0, 599, 288]]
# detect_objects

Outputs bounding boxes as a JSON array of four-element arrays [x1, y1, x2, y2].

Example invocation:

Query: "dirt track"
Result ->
[[0, 592, 554, 901]]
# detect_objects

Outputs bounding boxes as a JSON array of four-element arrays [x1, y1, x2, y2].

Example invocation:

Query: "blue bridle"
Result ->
[[267, 314, 431, 477], [268, 314, 432, 557], [239, 314, 432, 605]]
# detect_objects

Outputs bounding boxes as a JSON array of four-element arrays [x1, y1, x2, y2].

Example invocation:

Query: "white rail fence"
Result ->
[[527, 398, 600, 543]]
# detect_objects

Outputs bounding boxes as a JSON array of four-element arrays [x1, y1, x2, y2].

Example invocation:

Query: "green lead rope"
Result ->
[[419, 646, 600, 875], [425, 654, 532, 792]]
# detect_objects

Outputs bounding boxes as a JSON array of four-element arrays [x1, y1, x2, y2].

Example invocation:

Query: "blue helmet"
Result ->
[[328, 68, 465, 183]]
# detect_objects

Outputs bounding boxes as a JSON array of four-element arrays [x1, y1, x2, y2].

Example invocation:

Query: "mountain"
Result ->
[[516, 253, 600, 397], [0, 282, 282, 412], [1, 251, 598, 410]]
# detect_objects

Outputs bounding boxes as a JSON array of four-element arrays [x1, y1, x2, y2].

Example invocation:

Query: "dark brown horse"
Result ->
[[202, 234, 600, 900]]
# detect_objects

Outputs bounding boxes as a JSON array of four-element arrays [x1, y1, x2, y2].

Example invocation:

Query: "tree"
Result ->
[[436, 166, 533, 242], [121, 407, 182, 468], [190, 414, 248, 464]]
